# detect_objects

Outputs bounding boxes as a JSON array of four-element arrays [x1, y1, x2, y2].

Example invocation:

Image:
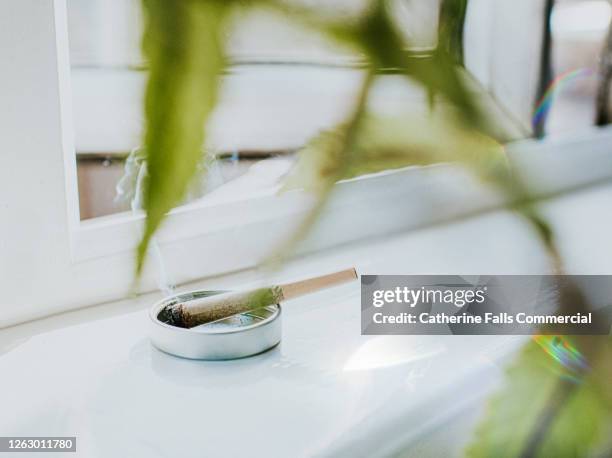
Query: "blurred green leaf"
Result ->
[[267, 0, 479, 124], [273, 108, 505, 267], [265, 0, 483, 262], [356, 1, 479, 123], [284, 111, 507, 191], [347, 112, 505, 178], [266, 72, 375, 265], [438, 0, 468, 64], [137, 0, 231, 277], [137, 0, 482, 273], [282, 104, 558, 278], [467, 336, 612, 458]]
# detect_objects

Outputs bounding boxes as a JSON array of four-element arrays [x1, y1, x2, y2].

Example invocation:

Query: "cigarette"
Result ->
[[159, 268, 358, 328]]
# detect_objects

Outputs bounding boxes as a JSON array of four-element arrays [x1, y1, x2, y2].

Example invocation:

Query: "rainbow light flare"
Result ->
[[532, 67, 595, 130], [533, 335, 589, 382]]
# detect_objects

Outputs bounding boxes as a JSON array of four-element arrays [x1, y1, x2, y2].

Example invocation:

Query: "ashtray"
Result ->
[[149, 290, 281, 360]]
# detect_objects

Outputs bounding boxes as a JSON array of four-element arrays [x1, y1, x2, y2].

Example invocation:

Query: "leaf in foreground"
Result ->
[[284, 111, 507, 192], [137, 0, 230, 277], [466, 336, 612, 457]]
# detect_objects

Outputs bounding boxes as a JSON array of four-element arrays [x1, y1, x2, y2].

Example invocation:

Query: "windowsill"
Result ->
[[0, 224, 536, 457], [3, 150, 612, 454]]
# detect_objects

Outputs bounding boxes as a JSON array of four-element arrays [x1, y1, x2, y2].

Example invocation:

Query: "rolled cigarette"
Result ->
[[159, 268, 358, 328]]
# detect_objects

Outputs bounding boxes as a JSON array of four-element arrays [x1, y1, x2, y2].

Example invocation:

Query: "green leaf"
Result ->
[[137, 0, 484, 272], [466, 336, 612, 458], [438, 0, 469, 64], [265, 0, 486, 261], [284, 111, 507, 192], [273, 107, 506, 267], [263, 0, 479, 124], [137, 0, 231, 277], [265, 72, 375, 265], [350, 112, 505, 178], [355, 0, 480, 123]]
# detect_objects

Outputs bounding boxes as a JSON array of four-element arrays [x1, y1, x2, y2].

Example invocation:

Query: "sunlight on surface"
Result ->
[[343, 336, 445, 372]]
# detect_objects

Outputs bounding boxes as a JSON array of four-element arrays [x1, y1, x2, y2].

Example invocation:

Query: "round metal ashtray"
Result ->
[[149, 290, 281, 360]]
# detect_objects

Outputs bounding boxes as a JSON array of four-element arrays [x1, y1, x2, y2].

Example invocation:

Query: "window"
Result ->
[[68, 0, 445, 220], [2, 0, 611, 326]]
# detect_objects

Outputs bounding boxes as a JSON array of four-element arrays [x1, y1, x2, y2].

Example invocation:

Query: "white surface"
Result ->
[[0, 0, 82, 324], [3, 165, 612, 456], [464, 0, 548, 133], [70, 65, 363, 154], [66, 0, 142, 67], [0, 216, 543, 458], [551, 0, 612, 36], [0, 307, 524, 458], [65, 0, 442, 69], [3, 178, 612, 456], [70, 65, 526, 155]]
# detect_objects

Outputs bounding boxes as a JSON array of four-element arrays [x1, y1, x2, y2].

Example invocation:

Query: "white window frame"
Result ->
[[2, 0, 612, 328]]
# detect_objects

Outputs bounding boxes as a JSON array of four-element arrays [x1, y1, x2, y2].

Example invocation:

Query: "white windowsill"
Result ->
[[1, 220, 539, 457], [3, 170, 612, 456]]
